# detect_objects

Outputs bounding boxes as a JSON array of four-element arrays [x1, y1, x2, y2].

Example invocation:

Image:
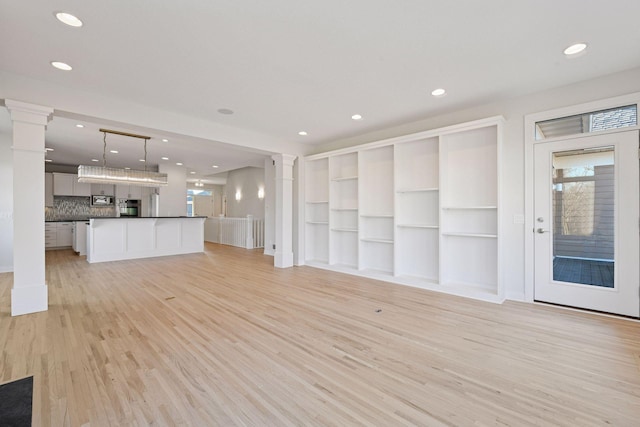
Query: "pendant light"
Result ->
[[78, 129, 169, 186]]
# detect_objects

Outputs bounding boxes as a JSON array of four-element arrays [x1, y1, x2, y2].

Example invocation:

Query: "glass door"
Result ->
[[533, 131, 639, 316]]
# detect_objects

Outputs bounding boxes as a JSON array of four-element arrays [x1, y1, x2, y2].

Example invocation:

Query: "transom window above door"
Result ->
[[535, 104, 637, 140]]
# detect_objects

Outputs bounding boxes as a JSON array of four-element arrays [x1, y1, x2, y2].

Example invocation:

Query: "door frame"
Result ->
[[524, 92, 640, 303]]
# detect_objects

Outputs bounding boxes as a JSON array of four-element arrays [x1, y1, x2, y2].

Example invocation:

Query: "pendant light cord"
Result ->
[[103, 131, 107, 167]]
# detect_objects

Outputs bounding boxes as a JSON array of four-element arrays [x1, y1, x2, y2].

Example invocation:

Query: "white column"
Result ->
[[272, 154, 296, 268], [6, 100, 53, 316]]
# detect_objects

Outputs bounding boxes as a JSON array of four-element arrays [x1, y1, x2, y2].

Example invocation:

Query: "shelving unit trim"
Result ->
[[361, 238, 394, 244], [397, 224, 439, 229], [396, 188, 439, 193], [442, 232, 497, 238], [331, 176, 358, 182]]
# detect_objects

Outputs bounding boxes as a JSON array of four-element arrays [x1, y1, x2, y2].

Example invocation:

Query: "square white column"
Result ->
[[272, 154, 296, 268], [6, 100, 53, 316]]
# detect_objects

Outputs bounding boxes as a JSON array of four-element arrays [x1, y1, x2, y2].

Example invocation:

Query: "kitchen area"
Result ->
[[44, 170, 203, 263]]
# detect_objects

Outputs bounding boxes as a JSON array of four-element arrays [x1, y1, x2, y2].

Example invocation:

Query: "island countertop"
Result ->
[[87, 216, 205, 263]]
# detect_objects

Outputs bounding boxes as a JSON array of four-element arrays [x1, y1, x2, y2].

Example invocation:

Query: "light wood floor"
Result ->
[[1, 244, 640, 426]]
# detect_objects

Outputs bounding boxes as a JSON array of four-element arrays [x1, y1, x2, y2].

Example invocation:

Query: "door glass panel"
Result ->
[[552, 147, 615, 287]]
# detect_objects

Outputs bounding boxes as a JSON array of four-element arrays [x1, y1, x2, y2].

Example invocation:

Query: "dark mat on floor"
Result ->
[[0, 376, 33, 427]]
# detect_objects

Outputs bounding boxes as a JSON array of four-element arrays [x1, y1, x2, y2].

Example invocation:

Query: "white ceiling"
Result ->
[[2, 1, 640, 176]]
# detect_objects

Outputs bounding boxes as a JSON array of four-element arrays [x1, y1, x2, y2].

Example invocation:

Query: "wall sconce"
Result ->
[[258, 188, 265, 199], [235, 190, 242, 201]]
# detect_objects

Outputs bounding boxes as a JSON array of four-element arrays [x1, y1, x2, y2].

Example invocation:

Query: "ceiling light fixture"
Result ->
[[212, 165, 219, 168], [75, 124, 84, 128], [351, 114, 363, 120], [298, 131, 308, 136], [110, 150, 119, 154], [176, 162, 183, 166], [139, 159, 146, 162], [431, 88, 446, 97], [91, 159, 99, 162], [564, 42, 587, 56], [161, 157, 169, 160], [51, 61, 72, 71], [45, 147, 54, 151], [78, 129, 168, 187], [195, 181, 204, 187], [45, 159, 53, 163], [55, 12, 83, 27], [162, 139, 169, 142]]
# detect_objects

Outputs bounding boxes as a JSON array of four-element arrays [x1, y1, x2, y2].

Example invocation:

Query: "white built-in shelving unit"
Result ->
[[304, 116, 503, 303]]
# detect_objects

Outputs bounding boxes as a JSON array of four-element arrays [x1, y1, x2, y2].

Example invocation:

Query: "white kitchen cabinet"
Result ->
[[304, 116, 504, 303], [45, 223, 57, 248], [91, 183, 114, 196], [56, 222, 73, 247], [116, 184, 143, 200], [53, 173, 91, 196], [73, 221, 88, 255], [45, 173, 54, 207], [53, 173, 74, 196]]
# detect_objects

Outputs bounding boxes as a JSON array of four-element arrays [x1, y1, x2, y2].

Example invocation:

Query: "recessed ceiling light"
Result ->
[[161, 156, 169, 160], [564, 43, 587, 56], [431, 88, 446, 97], [51, 61, 72, 71], [190, 171, 196, 174], [45, 159, 53, 163], [139, 159, 145, 162], [45, 147, 54, 151], [162, 139, 169, 142], [75, 124, 84, 128], [110, 150, 118, 154], [218, 108, 234, 115], [91, 159, 99, 162], [55, 12, 83, 27], [212, 165, 219, 168], [124, 167, 131, 170], [351, 114, 363, 120], [298, 131, 308, 136], [176, 162, 183, 166]]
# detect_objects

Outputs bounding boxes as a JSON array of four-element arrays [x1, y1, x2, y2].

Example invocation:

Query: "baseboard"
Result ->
[[506, 291, 525, 302]]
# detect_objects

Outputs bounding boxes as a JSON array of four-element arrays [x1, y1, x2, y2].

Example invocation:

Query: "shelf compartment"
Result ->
[[306, 158, 329, 202], [441, 208, 497, 236], [306, 202, 329, 223], [330, 229, 358, 267], [441, 236, 497, 292], [360, 216, 394, 242], [305, 223, 328, 263], [331, 209, 358, 231], [395, 137, 439, 190], [359, 239, 393, 273], [396, 190, 439, 226], [395, 227, 438, 281]]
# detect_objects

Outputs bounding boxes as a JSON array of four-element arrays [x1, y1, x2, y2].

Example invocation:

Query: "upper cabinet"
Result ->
[[91, 184, 115, 196], [304, 116, 504, 303], [52, 173, 91, 197], [115, 184, 143, 200], [45, 173, 54, 207]]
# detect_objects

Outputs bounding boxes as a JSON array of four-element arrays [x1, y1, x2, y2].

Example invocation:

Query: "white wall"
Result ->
[[224, 167, 265, 218], [310, 66, 640, 301], [158, 164, 187, 216], [0, 130, 13, 272]]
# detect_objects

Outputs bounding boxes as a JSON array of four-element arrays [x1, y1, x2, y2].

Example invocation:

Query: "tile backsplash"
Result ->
[[45, 196, 115, 220]]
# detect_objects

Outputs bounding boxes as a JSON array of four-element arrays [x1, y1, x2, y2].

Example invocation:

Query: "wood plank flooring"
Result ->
[[1, 243, 640, 426]]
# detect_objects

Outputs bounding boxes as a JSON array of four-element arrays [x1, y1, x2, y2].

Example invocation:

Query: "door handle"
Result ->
[[536, 228, 550, 234]]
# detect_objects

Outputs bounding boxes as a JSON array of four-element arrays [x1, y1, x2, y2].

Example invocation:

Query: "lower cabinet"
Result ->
[[45, 222, 73, 249]]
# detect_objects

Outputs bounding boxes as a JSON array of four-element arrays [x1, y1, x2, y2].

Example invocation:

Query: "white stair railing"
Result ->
[[204, 215, 265, 249]]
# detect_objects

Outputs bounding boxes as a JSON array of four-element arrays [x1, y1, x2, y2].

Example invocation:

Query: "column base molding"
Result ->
[[274, 251, 294, 268], [11, 284, 48, 316]]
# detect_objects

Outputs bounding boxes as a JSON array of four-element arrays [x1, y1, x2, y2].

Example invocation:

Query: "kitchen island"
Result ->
[[86, 217, 205, 263]]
